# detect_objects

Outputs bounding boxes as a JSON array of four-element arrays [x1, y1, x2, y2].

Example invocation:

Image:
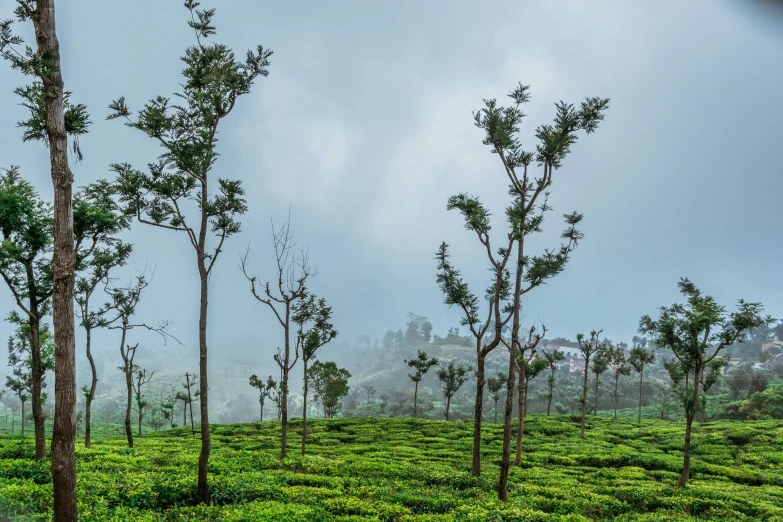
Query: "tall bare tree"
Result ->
[[108, 3, 271, 502], [241, 217, 311, 457], [102, 273, 173, 448]]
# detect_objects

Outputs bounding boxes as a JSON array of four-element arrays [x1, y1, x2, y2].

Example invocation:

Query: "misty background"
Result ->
[[1, 1, 782, 422]]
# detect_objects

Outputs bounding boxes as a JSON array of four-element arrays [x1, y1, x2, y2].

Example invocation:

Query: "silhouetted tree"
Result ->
[[382, 330, 395, 349], [514, 353, 547, 463], [6, 325, 54, 436], [132, 367, 155, 436], [248, 374, 276, 423], [183, 373, 199, 436], [606, 345, 631, 420], [591, 344, 610, 415], [543, 350, 565, 415], [629, 343, 655, 426], [487, 371, 507, 422], [108, 2, 271, 502], [103, 273, 173, 448], [404, 350, 439, 418], [241, 217, 311, 457], [577, 330, 602, 438], [640, 278, 771, 486], [437, 362, 470, 421], [470, 83, 609, 500]]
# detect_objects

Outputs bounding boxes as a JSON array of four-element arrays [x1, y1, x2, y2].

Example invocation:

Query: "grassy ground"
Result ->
[[1, 415, 782, 521]]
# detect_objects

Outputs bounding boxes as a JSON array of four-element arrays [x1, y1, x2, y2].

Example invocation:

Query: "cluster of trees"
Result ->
[[382, 313, 434, 349], [0, 2, 776, 517]]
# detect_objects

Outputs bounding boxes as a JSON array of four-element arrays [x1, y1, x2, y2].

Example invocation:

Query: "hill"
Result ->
[[1, 415, 782, 520]]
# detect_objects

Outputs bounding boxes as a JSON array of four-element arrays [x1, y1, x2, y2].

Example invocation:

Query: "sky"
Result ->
[[1, 0, 782, 373]]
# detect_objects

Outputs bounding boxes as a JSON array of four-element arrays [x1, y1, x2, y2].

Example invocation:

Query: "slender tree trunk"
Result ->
[[301, 361, 308, 456], [445, 397, 451, 421], [679, 367, 702, 487], [594, 374, 600, 416], [31, 1, 78, 518], [413, 381, 419, 418], [137, 401, 142, 436], [85, 323, 97, 448], [12, 406, 16, 433], [515, 363, 526, 465], [259, 399, 264, 423], [494, 399, 499, 423], [580, 359, 589, 438], [124, 368, 133, 448], [280, 307, 290, 458], [547, 372, 554, 415], [183, 400, 187, 427], [197, 266, 210, 503], [638, 371, 643, 426], [613, 375, 619, 420], [471, 352, 486, 476], [498, 345, 517, 500], [21, 401, 26, 435], [27, 313, 46, 458]]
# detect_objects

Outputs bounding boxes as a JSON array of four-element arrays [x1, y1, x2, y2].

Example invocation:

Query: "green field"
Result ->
[[1, 416, 782, 521]]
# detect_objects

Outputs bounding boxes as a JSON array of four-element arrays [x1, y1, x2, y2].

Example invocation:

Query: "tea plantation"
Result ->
[[1, 416, 782, 521]]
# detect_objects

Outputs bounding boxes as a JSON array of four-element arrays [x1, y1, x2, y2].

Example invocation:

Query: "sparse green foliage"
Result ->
[[487, 371, 508, 422], [436, 362, 471, 421], [108, 2, 272, 503], [543, 350, 565, 415], [404, 350, 439, 418], [248, 374, 276, 423], [639, 278, 773, 486]]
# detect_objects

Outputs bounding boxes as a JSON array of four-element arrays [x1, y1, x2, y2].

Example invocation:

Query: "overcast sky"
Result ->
[[1, 0, 782, 366]]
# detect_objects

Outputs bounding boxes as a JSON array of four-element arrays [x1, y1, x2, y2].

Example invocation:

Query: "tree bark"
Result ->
[[31, 2, 78, 519], [445, 396, 451, 421], [594, 374, 600, 416], [580, 358, 589, 438], [637, 371, 643, 426], [471, 353, 485, 476], [280, 305, 291, 458], [301, 360, 308, 456], [197, 268, 210, 503], [514, 363, 526, 465], [497, 346, 516, 501], [613, 374, 619, 420], [85, 322, 97, 448], [679, 367, 702, 487], [413, 381, 419, 418], [28, 313, 46, 458], [547, 372, 555, 416], [124, 364, 133, 448], [259, 399, 264, 423]]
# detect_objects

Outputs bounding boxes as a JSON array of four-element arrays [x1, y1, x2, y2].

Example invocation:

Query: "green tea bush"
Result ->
[[1, 415, 782, 521]]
